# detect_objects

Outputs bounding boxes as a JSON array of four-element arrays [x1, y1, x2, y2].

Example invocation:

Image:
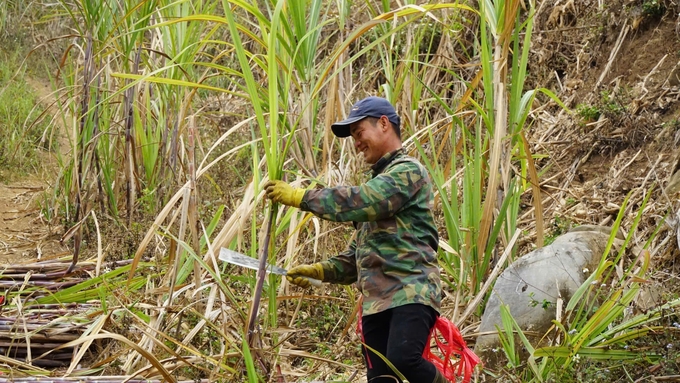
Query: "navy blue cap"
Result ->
[[331, 96, 401, 138]]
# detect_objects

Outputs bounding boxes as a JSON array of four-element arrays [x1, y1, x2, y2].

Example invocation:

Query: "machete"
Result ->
[[219, 248, 322, 287]]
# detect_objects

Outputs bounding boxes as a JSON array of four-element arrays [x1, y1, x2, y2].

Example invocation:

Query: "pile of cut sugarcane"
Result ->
[[0, 305, 95, 367], [0, 259, 134, 368]]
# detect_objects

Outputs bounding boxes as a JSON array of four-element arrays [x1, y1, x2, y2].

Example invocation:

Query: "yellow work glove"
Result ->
[[264, 180, 305, 208], [286, 263, 324, 288]]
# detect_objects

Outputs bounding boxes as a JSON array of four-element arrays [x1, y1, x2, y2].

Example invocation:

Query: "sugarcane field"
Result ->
[[1, 0, 680, 382]]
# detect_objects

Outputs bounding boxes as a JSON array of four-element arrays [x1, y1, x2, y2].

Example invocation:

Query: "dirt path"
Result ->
[[0, 178, 68, 264], [0, 79, 71, 265]]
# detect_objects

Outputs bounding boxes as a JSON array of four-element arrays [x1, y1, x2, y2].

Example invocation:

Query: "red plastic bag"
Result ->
[[423, 316, 481, 383]]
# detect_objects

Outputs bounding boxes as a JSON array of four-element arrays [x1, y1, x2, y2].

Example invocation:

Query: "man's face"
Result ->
[[350, 117, 387, 164]]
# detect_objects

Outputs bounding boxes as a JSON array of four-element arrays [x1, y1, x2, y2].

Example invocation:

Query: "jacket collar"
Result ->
[[370, 148, 403, 177]]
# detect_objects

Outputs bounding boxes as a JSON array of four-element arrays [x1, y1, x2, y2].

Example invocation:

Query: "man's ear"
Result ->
[[380, 115, 390, 132]]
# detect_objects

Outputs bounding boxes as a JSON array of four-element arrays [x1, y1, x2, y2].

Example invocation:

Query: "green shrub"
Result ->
[[576, 104, 600, 123], [642, 0, 665, 17]]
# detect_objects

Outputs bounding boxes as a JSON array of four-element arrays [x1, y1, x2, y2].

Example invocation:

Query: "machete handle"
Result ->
[[305, 277, 322, 288]]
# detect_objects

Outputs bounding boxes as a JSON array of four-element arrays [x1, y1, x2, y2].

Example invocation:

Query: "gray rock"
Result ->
[[567, 224, 624, 239], [475, 228, 619, 364], [665, 169, 680, 196]]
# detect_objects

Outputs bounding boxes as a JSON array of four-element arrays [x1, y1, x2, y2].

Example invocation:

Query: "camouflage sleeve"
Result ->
[[319, 239, 358, 285], [300, 162, 426, 222]]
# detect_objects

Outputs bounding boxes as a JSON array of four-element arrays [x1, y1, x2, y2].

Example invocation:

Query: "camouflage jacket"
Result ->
[[300, 149, 441, 315]]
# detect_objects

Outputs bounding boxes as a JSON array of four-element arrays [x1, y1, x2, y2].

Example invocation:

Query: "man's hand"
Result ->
[[287, 263, 324, 288], [264, 180, 305, 208]]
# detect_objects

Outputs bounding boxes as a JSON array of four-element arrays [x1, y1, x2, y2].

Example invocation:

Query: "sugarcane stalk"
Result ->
[[0, 333, 80, 342], [68, 32, 95, 275], [0, 341, 69, 348], [10, 351, 74, 359], [187, 116, 201, 292], [0, 259, 135, 275], [246, 207, 276, 346], [0, 281, 81, 289]]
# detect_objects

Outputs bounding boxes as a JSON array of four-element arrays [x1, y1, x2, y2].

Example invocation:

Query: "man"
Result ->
[[265, 96, 446, 383]]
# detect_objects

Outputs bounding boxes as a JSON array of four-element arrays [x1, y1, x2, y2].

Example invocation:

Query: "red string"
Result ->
[[423, 316, 481, 383]]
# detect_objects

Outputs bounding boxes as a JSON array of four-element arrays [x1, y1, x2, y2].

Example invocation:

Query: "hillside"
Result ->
[[527, 0, 679, 293]]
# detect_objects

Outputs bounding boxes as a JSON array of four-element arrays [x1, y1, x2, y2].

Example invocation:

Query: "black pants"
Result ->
[[361, 303, 438, 383]]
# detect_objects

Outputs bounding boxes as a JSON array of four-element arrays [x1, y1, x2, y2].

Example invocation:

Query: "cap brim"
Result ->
[[330, 115, 366, 137]]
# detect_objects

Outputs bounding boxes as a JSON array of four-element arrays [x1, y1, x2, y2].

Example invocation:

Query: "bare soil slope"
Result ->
[[0, 178, 67, 264], [526, 0, 680, 266]]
